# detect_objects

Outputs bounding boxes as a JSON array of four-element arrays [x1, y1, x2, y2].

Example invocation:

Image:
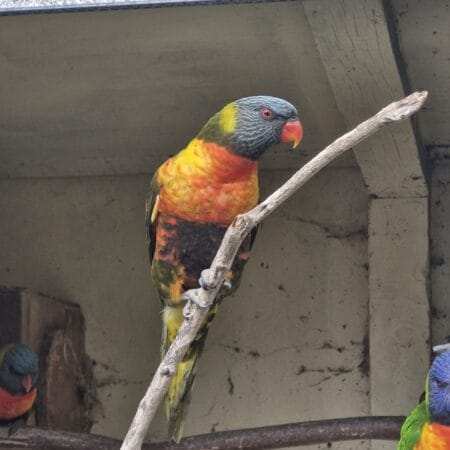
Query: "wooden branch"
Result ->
[[1, 416, 404, 449], [121, 91, 428, 450]]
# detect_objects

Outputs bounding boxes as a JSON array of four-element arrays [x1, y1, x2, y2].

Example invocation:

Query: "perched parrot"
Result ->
[[0, 343, 39, 425], [146, 95, 302, 441], [398, 350, 450, 449]]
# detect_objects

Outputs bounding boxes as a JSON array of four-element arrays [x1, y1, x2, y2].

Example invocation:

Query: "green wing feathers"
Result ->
[[397, 401, 429, 450], [145, 175, 159, 263]]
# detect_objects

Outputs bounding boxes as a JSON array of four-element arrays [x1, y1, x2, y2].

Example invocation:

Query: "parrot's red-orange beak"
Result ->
[[281, 119, 303, 149], [22, 374, 32, 393]]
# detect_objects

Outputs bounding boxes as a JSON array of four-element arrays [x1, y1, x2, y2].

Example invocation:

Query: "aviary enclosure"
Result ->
[[0, 1, 448, 449]]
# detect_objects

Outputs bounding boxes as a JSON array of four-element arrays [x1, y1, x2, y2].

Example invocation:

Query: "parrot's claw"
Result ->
[[161, 365, 176, 377], [181, 268, 226, 310], [223, 280, 232, 289], [182, 289, 213, 309], [7, 416, 27, 436], [199, 269, 218, 291]]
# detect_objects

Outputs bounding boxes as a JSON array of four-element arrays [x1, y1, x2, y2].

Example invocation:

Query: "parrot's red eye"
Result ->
[[260, 107, 273, 120]]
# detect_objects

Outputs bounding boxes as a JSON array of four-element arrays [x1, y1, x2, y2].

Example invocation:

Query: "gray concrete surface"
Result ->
[[0, 167, 370, 448], [0, 1, 353, 179], [0, 0, 439, 448], [368, 198, 429, 449], [431, 158, 450, 347], [305, 0, 426, 199]]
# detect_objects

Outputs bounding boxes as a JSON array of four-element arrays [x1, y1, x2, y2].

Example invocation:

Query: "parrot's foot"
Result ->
[[182, 288, 213, 309], [182, 267, 228, 312], [199, 269, 218, 291], [4, 415, 27, 436], [161, 365, 176, 377]]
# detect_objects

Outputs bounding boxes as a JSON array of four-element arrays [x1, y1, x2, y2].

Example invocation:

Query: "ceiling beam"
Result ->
[[0, 0, 296, 16], [304, 0, 427, 199]]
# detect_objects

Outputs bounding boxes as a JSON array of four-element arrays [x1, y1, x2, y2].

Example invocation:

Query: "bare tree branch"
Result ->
[[121, 91, 428, 450], [1, 416, 404, 449]]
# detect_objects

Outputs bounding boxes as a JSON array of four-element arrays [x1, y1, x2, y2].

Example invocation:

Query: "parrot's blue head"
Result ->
[[0, 344, 39, 395], [198, 96, 303, 160], [429, 351, 450, 425]]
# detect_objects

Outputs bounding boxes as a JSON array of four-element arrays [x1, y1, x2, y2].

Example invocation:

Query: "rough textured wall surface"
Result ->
[[431, 160, 450, 346], [0, 0, 183, 8], [0, 1, 380, 448], [392, 0, 450, 147], [392, 0, 450, 348], [0, 167, 369, 447], [0, 2, 354, 179]]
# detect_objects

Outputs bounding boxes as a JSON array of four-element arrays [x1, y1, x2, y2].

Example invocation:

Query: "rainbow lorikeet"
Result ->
[[0, 344, 39, 425], [146, 96, 302, 441], [398, 350, 450, 449]]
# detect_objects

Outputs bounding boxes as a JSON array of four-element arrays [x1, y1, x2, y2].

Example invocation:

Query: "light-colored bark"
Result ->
[[120, 91, 428, 450]]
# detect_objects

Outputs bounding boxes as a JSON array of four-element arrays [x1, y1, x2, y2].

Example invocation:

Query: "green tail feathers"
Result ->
[[165, 353, 199, 442], [162, 305, 217, 442]]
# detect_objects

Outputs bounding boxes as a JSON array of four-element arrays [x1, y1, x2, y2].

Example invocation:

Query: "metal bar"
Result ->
[[0, 0, 297, 16], [1, 416, 405, 449]]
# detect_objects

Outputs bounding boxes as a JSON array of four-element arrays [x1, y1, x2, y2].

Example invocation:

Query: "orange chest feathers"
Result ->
[[0, 387, 36, 420], [415, 423, 450, 450], [156, 139, 259, 225]]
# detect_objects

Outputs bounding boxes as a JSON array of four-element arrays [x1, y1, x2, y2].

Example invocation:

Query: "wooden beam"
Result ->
[[368, 198, 429, 446], [304, 5, 430, 450], [304, 0, 427, 198]]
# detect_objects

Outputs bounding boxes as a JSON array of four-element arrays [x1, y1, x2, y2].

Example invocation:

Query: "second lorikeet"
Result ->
[[398, 350, 450, 449], [0, 343, 39, 425], [146, 96, 303, 441]]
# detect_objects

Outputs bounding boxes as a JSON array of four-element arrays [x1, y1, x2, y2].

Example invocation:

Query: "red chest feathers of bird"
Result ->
[[0, 386, 36, 420], [157, 140, 259, 225]]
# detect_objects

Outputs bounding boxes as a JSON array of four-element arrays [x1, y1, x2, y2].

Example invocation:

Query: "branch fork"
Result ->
[[120, 91, 428, 450]]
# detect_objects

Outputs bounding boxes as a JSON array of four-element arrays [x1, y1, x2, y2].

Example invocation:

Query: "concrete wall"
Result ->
[[392, 0, 450, 347], [0, 1, 436, 449], [0, 167, 369, 448], [0, 2, 353, 178], [431, 161, 450, 346]]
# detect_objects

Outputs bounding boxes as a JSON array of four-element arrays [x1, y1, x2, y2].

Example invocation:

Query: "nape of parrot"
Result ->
[[398, 350, 450, 449], [0, 343, 39, 426], [146, 96, 302, 441]]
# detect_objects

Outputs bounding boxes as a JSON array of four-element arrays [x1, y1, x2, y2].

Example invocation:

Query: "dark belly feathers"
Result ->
[[151, 214, 253, 306]]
